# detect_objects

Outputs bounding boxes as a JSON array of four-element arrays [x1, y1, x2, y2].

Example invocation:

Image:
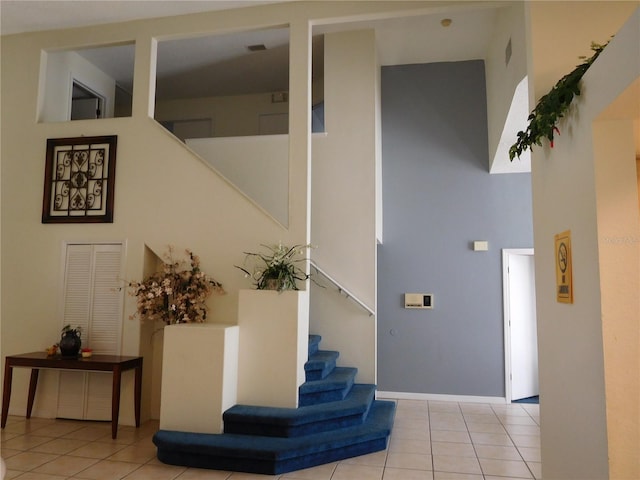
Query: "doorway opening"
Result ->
[[503, 248, 539, 403], [71, 80, 105, 120]]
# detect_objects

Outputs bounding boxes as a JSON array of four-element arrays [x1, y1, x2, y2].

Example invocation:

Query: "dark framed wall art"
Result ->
[[42, 136, 117, 223]]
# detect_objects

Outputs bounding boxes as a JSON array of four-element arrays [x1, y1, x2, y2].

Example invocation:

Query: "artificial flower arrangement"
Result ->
[[235, 243, 313, 292], [128, 246, 225, 325]]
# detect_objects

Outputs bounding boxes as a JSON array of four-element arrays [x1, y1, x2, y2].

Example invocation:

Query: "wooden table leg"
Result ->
[[26, 369, 39, 419], [111, 365, 122, 439], [1, 360, 13, 428], [134, 361, 142, 428]]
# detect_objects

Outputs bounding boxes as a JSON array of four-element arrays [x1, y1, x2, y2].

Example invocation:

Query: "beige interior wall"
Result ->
[[484, 1, 528, 171], [155, 92, 289, 138], [529, 1, 637, 98], [309, 29, 378, 383], [1, 0, 438, 424], [637, 155, 640, 212], [529, 6, 639, 479], [593, 118, 640, 480], [139, 247, 165, 420], [0, 3, 313, 424], [583, 23, 640, 480]]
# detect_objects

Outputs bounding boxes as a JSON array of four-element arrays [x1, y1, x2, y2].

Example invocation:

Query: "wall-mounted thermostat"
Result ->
[[404, 293, 434, 309], [473, 241, 489, 251]]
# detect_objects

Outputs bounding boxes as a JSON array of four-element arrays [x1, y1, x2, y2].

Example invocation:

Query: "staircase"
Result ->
[[153, 334, 396, 475]]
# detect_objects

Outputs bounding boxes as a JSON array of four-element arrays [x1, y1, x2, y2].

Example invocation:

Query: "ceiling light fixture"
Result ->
[[440, 18, 452, 27]]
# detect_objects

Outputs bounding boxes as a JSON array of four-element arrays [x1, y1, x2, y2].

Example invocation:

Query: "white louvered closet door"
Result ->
[[57, 243, 124, 421]]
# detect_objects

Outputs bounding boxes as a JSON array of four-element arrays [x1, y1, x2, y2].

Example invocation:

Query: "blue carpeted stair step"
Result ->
[[154, 399, 396, 475], [305, 350, 339, 381], [298, 367, 357, 407], [224, 383, 375, 437], [153, 333, 396, 475], [308, 334, 321, 357]]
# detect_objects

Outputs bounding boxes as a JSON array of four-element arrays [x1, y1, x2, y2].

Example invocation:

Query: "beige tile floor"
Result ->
[[1, 399, 540, 480]]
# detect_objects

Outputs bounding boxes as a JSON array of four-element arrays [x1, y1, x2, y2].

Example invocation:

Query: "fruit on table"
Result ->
[[46, 344, 58, 356]]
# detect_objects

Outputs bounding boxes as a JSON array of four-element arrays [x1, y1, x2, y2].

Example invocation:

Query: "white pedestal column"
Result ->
[[237, 289, 309, 408], [159, 323, 239, 433]]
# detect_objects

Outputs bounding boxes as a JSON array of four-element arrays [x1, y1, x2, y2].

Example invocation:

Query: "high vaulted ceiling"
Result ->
[[0, 1, 285, 36], [1, 0, 502, 98], [1, 1, 636, 164]]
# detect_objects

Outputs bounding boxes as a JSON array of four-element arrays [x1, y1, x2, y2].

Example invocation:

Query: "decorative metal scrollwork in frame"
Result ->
[[42, 136, 117, 223]]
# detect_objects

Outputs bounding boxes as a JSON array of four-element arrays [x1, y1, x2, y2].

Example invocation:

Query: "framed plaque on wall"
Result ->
[[555, 230, 573, 304]]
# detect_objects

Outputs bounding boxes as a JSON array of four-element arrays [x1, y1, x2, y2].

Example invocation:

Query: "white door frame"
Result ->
[[502, 248, 535, 403]]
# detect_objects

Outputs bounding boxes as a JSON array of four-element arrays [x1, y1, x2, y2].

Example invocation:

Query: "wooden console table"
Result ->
[[1, 352, 142, 439]]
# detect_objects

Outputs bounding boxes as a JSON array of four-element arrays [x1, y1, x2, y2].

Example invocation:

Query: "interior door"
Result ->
[[71, 98, 100, 120], [506, 251, 539, 401], [70, 81, 104, 120], [57, 243, 124, 420]]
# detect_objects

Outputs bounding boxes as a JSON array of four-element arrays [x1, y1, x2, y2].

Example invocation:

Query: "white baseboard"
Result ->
[[376, 391, 508, 404]]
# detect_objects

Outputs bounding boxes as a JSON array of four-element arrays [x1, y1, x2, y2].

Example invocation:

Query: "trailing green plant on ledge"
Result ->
[[509, 41, 608, 161]]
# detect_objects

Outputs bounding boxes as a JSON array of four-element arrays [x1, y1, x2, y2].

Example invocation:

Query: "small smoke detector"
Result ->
[[440, 18, 452, 27], [247, 44, 267, 52]]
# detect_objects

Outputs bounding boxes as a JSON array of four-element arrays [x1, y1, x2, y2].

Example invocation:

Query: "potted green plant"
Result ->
[[235, 243, 313, 292]]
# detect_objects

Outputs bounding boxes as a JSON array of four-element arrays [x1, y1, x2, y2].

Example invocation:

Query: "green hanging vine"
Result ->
[[509, 42, 609, 161]]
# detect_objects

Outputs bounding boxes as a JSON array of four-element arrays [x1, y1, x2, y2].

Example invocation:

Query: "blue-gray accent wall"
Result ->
[[378, 60, 533, 397]]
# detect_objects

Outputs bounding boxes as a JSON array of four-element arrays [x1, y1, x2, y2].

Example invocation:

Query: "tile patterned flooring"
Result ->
[[1, 399, 540, 480]]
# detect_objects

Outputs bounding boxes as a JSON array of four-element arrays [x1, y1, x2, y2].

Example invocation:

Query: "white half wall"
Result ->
[[186, 135, 289, 226], [237, 289, 309, 408], [159, 323, 239, 434]]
